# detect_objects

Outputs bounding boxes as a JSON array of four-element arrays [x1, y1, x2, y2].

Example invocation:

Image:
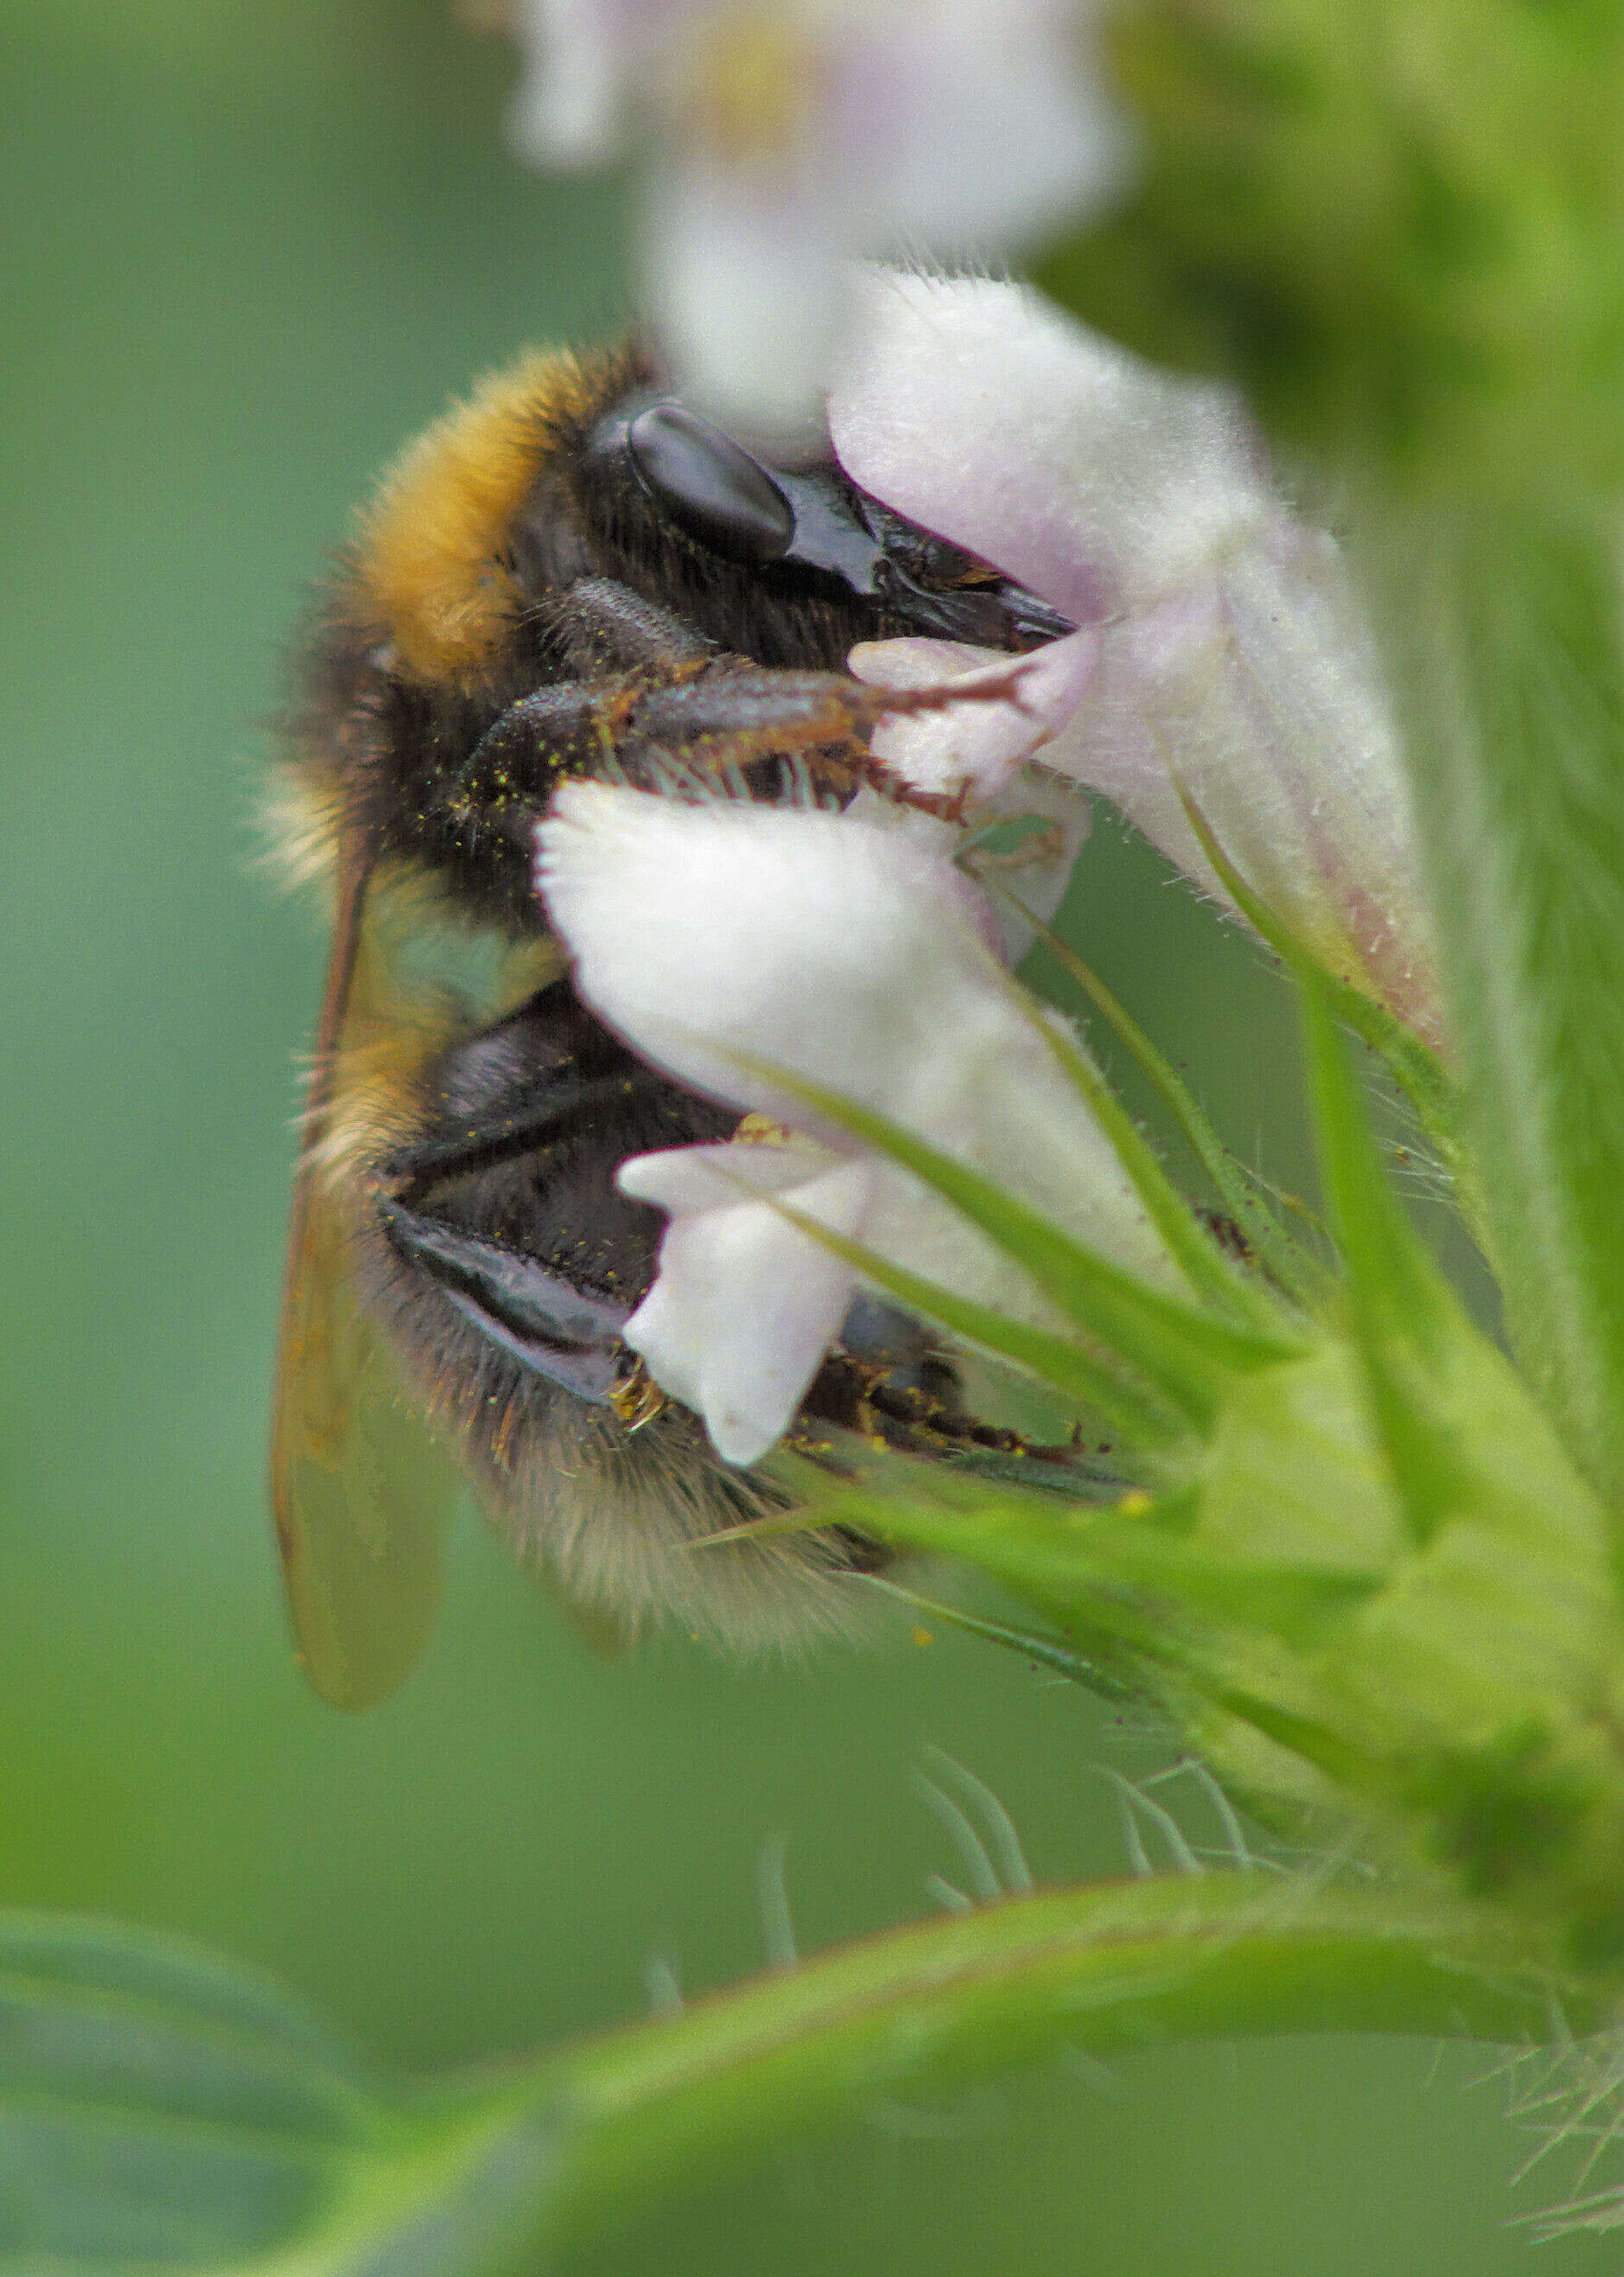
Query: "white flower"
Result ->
[[505, 0, 1134, 435], [831, 271, 1443, 1047], [535, 784, 1172, 1463]]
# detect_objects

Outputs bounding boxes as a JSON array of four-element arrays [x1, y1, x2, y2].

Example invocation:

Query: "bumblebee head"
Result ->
[[353, 345, 1070, 692], [555, 388, 1073, 654]]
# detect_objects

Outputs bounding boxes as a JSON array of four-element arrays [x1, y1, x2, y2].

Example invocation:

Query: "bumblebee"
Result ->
[[270, 341, 1072, 1708]]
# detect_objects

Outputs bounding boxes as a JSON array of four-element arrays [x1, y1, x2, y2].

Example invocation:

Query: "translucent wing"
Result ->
[[269, 851, 458, 1711], [270, 1178, 456, 1710]]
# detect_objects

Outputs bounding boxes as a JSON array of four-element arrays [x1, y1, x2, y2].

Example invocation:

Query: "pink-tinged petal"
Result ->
[[619, 1140, 871, 1464], [852, 628, 1103, 801], [830, 271, 1269, 627], [1040, 533, 1442, 1047], [830, 271, 1442, 1044]]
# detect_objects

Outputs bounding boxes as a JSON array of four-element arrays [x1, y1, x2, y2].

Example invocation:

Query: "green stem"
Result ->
[[423, 1874, 1596, 2263]]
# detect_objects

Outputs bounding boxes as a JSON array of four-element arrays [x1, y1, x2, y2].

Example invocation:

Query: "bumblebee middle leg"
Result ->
[[368, 978, 736, 1401], [542, 575, 718, 678]]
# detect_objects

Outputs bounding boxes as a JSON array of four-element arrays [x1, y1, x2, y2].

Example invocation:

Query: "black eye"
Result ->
[[626, 403, 795, 564]]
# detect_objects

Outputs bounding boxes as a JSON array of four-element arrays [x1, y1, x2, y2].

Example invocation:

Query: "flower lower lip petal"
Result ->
[[536, 784, 1177, 1463], [619, 1143, 875, 1465]]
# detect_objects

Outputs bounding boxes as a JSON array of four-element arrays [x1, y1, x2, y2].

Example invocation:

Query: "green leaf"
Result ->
[[1299, 975, 1450, 1341], [855, 1572, 1143, 1698], [1298, 973, 1474, 1545], [1003, 962, 1289, 1330], [0, 1915, 563, 2277], [1171, 778, 1469, 1202], [814, 1466, 1381, 1657], [1005, 893, 1317, 1304], [469, 1873, 1593, 2262], [743, 1061, 1305, 1432], [1363, 501, 1624, 1519]]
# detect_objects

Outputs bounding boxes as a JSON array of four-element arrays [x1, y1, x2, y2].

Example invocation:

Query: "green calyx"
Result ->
[[805, 967, 1624, 1963], [846, 1296, 1624, 1961]]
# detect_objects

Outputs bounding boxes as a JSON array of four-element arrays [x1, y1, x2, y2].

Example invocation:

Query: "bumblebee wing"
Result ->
[[271, 1179, 457, 1711], [270, 851, 457, 1711]]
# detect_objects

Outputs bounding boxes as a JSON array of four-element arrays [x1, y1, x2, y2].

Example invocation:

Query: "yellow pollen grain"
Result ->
[[735, 1113, 796, 1145], [1118, 1488, 1152, 1516]]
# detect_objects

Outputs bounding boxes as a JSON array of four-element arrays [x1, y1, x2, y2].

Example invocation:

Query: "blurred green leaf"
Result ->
[[0, 1913, 376, 2266], [0, 1911, 564, 2276], [1363, 504, 1624, 1521], [1046, 0, 1624, 491]]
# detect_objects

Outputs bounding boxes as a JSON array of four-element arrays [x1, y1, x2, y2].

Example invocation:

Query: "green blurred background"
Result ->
[[0, 4, 1609, 2269]]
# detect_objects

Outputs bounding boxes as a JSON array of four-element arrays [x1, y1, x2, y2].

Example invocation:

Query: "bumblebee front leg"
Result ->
[[392, 657, 886, 917]]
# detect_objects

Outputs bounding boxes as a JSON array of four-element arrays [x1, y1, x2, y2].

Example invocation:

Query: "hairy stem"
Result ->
[[416, 1872, 1596, 2262]]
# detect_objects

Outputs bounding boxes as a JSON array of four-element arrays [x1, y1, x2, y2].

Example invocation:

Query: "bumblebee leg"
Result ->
[[615, 666, 877, 784], [369, 979, 732, 1403], [546, 576, 718, 677], [462, 660, 877, 795], [379, 1197, 629, 1404], [392, 660, 886, 914]]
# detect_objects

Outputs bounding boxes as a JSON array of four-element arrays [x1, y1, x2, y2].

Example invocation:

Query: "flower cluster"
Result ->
[[531, 270, 1442, 1468], [503, 0, 1132, 432]]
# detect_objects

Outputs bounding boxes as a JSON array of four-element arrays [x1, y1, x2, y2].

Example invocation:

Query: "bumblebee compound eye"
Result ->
[[626, 403, 796, 564]]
